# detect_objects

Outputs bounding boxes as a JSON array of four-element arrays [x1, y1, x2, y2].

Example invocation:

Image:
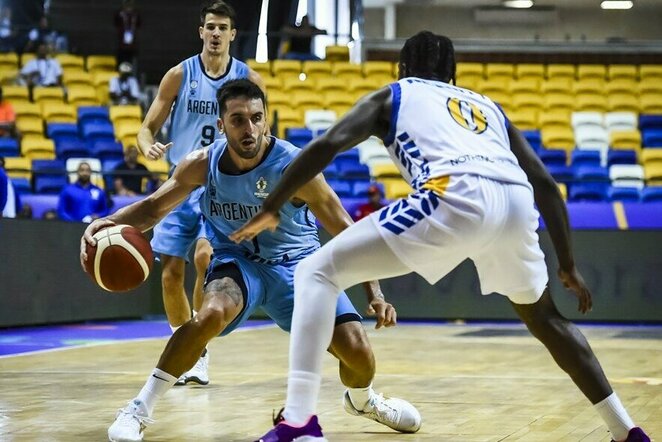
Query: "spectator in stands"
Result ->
[[0, 156, 17, 218], [0, 6, 17, 52], [42, 208, 58, 220], [112, 145, 149, 195], [280, 15, 326, 61], [20, 43, 63, 89], [17, 203, 32, 219], [114, 0, 141, 67], [57, 162, 109, 223], [23, 15, 68, 53], [109, 62, 141, 105], [353, 184, 385, 221], [0, 87, 16, 138]]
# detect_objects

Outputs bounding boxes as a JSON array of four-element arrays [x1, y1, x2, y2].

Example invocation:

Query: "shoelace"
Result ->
[[365, 394, 399, 423], [116, 404, 155, 426]]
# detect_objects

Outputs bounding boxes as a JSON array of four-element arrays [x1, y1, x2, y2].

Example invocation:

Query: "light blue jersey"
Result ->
[[201, 137, 320, 264], [167, 55, 250, 165]]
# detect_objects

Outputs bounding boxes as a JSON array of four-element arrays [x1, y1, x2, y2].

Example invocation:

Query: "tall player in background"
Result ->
[[137, 1, 265, 386], [232, 32, 650, 442]]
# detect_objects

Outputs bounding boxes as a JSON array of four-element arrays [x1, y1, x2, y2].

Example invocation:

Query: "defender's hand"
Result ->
[[558, 267, 593, 314], [229, 211, 280, 243]]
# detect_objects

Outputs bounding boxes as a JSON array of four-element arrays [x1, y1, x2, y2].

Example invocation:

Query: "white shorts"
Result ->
[[371, 174, 549, 304]]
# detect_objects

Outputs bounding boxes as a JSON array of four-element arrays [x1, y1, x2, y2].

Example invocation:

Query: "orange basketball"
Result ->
[[84, 224, 153, 292]]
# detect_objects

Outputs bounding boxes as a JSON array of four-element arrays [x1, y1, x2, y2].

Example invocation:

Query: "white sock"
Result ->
[[594, 392, 635, 441], [347, 383, 374, 410], [284, 370, 322, 425], [136, 368, 177, 415]]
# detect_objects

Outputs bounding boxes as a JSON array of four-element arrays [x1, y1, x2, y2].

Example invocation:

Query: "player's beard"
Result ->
[[234, 132, 264, 160]]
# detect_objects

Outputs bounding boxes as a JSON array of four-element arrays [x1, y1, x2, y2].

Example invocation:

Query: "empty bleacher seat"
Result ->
[[641, 148, 662, 167], [604, 112, 637, 133], [577, 64, 606, 81], [78, 106, 111, 126], [642, 129, 662, 148], [571, 150, 601, 167], [21, 137, 55, 159], [538, 148, 567, 166], [90, 140, 123, 162], [32, 159, 67, 193], [641, 187, 662, 203], [607, 186, 640, 202], [326, 179, 352, 197], [42, 103, 77, 123], [82, 122, 115, 143], [0, 138, 19, 157], [575, 126, 609, 150], [609, 164, 644, 188], [86, 55, 116, 72], [47, 123, 79, 141], [285, 127, 313, 148], [542, 127, 575, 150], [546, 64, 576, 81], [521, 130, 542, 151], [607, 65, 637, 81], [515, 64, 544, 82], [455, 63, 484, 82], [569, 183, 608, 202], [607, 149, 637, 167], [324, 45, 349, 62], [640, 94, 662, 114], [271, 60, 301, 77], [304, 110, 336, 133], [571, 112, 603, 130], [322, 162, 338, 179], [55, 139, 89, 161], [610, 130, 641, 150]]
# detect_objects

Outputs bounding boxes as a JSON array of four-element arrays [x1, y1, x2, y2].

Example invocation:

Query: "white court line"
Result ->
[[0, 322, 276, 360]]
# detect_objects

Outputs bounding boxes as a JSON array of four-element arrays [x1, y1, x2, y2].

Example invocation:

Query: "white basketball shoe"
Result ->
[[175, 350, 209, 386], [108, 399, 154, 442], [343, 390, 422, 433]]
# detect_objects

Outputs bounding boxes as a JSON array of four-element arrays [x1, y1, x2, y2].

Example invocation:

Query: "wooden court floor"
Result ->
[[0, 323, 660, 441]]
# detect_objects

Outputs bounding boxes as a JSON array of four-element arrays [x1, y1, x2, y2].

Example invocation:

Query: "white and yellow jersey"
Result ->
[[383, 77, 530, 191]]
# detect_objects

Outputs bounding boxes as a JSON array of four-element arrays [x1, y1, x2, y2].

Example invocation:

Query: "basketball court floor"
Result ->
[[0, 320, 660, 441]]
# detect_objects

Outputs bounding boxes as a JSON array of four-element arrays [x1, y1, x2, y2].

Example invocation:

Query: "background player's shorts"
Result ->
[[372, 174, 549, 305], [151, 187, 206, 261], [205, 251, 361, 336]]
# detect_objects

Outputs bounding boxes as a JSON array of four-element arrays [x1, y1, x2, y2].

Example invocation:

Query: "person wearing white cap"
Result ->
[[110, 61, 141, 105]]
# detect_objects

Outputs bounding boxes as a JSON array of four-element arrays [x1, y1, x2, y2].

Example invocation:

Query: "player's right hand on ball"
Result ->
[[146, 142, 173, 160], [79, 218, 116, 270]]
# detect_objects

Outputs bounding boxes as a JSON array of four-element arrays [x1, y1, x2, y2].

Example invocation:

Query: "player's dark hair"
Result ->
[[200, 1, 236, 28], [398, 31, 456, 84], [217, 79, 266, 117]]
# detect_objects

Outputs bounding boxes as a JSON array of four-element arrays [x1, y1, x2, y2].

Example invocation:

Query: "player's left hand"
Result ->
[[229, 210, 280, 243], [558, 266, 593, 314], [366, 298, 397, 329]]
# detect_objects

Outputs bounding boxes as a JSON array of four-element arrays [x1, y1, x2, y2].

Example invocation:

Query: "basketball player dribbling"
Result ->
[[231, 31, 651, 442]]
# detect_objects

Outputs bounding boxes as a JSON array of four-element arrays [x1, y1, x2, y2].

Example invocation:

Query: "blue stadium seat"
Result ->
[[0, 138, 19, 157], [81, 122, 115, 143], [638, 115, 662, 131], [336, 161, 370, 179], [110, 195, 144, 214], [522, 130, 542, 151], [90, 140, 124, 162], [336, 149, 360, 161], [607, 149, 637, 167], [77, 106, 111, 126], [322, 162, 338, 179], [47, 123, 79, 141], [351, 180, 377, 197], [569, 183, 608, 202], [11, 177, 31, 194], [641, 186, 662, 203], [607, 186, 640, 202], [571, 150, 601, 167], [642, 129, 662, 148], [55, 139, 90, 160], [285, 127, 313, 148], [326, 179, 352, 197], [546, 164, 574, 183], [575, 165, 609, 182], [102, 158, 123, 189], [538, 148, 566, 166], [32, 159, 67, 194]]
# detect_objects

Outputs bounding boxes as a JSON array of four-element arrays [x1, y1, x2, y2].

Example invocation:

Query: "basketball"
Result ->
[[84, 224, 153, 292]]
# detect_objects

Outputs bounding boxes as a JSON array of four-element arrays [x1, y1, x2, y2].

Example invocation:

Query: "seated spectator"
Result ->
[[353, 184, 385, 221], [280, 15, 326, 61], [24, 15, 68, 53], [0, 87, 16, 138], [42, 208, 58, 220], [20, 43, 63, 88], [57, 162, 108, 222], [0, 156, 17, 218], [17, 202, 33, 219], [112, 145, 149, 195], [109, 62, 141, 105], [0, 6, 17, 52]]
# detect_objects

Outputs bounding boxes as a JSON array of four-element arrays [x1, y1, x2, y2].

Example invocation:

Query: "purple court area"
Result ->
[[0, 319, 273, 357]]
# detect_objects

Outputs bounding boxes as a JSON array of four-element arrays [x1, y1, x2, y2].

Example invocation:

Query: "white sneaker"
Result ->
[[108, 399, 154, 442], [343, 390, 422, 433], [175, 351, 209, 386]]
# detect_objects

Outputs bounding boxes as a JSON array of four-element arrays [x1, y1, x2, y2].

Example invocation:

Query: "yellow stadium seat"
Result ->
[[380, 177, 412, 199], [109, 105, 142, 124], [349, 77, 380, 96], [392, 62, 399, 79], [16, 116, 44, 137], [302, 61, 332, 78], [510, 79, 540, 94], [3, 85, 30, 104], [315, 77, 346, 94], [33, 87, 65, 104], [476, 78, 509, 96], [67, 85, 99, 106], [332, 62, 362, 81], [577, 64, 606, 81], [644, 163, 662, 184], [0, 66, 18, 85], [606, 79, 637, 95], [282, 76, 315, 93], [455, 77, 477, 92], [640, 94, 662, 114], [638, 78, 662, 95], [575, 94, 607, 112], [540, 113, 571, 132], [515, 64, 545, 82], [324, 91, 354, 108], [144, 159, 170, 177], [607, 65, 637, 81], [456, 62, 484, 84], [641, 149, 662, 166], [324, 45, 349, 62], [485, 63, 514, 81], [20, 53, 35, 67], [541, 78, 572, 94], [509, 110, 538, 130], [0, 52, 18, 69], [262, 76, 282, 93], [370, 162, 399, 179], [55, 54, 85, 70], [92, 71, 118, 88], [97, 84, 111, 105], [272, 59, 302, 77], [86, 55, 117, 72], [272, 107, 302, 138], [639, 65, 662, 82], [512, 93, 543, 114], [292, 91, 324, 112], [546, 64, 576, 81], [21, 137, 55, 159], [610, 130, 641, 150], [63, 70, 93, 88], [542, 127, 575, 150], [42, 103, 77, 123], [246, 59, 271, 78], [557, 182, 567, 201], [114, 120, 142, 140], [363, 61, 392, 78], [607, 94, 640, 113], [12, 102, 41, 118], [371, 75, 394, 88], [574, 79, 605, 95], [4, 157, 31, 180], [266, 90, 290, 108], [543, 94, 574, 113]]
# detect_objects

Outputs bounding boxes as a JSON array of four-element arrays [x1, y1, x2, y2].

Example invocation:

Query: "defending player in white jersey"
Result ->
[[137, 1, 265, 386], [232, 31, 650, 442]]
